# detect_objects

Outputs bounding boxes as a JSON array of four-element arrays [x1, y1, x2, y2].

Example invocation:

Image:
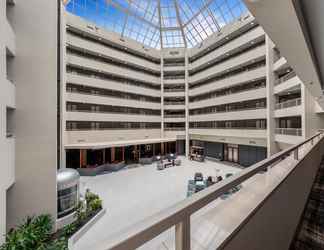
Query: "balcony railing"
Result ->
[[190, 126, 266, 130], [164, 115, 185, 118], [275, 98, 301, 110], [164, 102, 185, 105], [164, 127, 185, 131], [164, 89, 185, 92], [66, 89, 160, 103], [190, 106, 266, 116], [66, 109, 160, 116], [275, 128, 302, 136], [274, 71, 297, 85], [77, 132, 323, 250], [190, 83, 266, 103]]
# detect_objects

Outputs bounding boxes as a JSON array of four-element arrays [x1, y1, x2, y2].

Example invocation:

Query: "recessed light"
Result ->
[[225, 37, 229, 40], [251, 22, 254, 25]]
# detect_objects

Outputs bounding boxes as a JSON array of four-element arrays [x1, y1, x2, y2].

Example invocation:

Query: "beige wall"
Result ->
[[6, 0, 58, 229], [0, 0, 16, 243]]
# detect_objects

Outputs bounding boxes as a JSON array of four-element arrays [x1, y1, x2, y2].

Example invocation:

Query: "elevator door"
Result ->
[[225, 144, 239, 163]]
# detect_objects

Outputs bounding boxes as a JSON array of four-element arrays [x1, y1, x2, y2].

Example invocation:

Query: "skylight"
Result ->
[[65, 0, 248, 49]]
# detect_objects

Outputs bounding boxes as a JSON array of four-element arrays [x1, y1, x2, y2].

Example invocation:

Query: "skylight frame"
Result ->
[[65, 0, 248, 49]]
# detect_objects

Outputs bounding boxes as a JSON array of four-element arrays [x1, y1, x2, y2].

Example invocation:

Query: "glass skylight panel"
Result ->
[[65, 0, 248, 49], [162, 30, 185, 48]]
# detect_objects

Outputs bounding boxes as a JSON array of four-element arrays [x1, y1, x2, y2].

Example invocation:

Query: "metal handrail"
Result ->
[[84, 132, 322, 250], [275, 128, 302, 136], [274, 71, 297, 85], [275, 98, 301, 110]]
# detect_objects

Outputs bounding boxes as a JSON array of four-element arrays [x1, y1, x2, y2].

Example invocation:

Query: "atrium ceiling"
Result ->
[[65, 0, 248, 49]]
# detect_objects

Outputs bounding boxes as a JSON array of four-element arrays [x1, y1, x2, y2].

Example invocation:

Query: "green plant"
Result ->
[[75, 201, 87, 225], [88, 198, 103, 212], [85, 189, 99, 205], [0, 214, 53, 250], [62, 223, 76, 238]]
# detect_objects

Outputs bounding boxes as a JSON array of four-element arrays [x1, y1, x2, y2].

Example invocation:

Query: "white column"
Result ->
[[60, 2, 67, 168], [0, 189, 6, 244], [160, 55, 164, 138], [265, 35, 279, 156], [185, 51, 190, 157]]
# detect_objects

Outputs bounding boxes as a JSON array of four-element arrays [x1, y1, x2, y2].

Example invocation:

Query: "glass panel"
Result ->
[[65, 0, 248, 48]]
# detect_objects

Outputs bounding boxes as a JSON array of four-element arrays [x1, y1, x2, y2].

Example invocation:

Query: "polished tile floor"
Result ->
[[74, 157, 241, 249], [74, 140, 316, 250]]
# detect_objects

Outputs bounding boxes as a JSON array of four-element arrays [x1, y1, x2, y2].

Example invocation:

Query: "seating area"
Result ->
[[186, 171, 242, 197], [156, 154, 182, 170], [77, 154, 182, 176]]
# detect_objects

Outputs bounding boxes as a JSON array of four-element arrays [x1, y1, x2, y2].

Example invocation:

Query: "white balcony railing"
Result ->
[[164, 89, 185, 92], [164, 115, 185, 118], [275, 98, 301, 110], [164, 127, 185, 131], [275, 128, 302, 136], [164, 101, 185, 105], [77, 132, 323, 250], [274, 71, 296, 86]]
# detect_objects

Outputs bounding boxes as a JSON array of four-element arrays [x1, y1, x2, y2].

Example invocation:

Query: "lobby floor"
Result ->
[[74, 157, 241, 249]]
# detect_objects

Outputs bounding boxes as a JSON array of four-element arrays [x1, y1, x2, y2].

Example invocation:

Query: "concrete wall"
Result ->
[[6, 0, 57, 229], [0, 0, 16, 243]]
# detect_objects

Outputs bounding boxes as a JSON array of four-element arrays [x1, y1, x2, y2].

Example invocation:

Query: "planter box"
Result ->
[[68, 208, 106, 249]]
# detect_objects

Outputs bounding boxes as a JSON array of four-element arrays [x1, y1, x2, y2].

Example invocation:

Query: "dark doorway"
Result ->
[[87, 149, 104, 166], [125, 145, 138, 164], [66, 149, 80, 169], [104, 148, 111, 164]]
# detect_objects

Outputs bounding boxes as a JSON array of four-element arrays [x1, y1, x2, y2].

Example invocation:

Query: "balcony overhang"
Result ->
[[64, 137, 177, 150], [243, 0, 322, 100]]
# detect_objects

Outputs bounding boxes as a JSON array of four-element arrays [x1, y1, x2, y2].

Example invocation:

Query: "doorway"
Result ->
[[224, 144, 239, 163]]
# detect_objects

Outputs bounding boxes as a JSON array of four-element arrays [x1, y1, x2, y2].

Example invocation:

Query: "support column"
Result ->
[[161, 54, 164, 138], [102, 149, 105, 164], [161, 142, 164, 155], [111, 147, 115, 163], [153, 143, 156, 156], [184, 51, 190, 158], [122, 147, 125, 162], [80, 149, 87, 168], [265, 35, 279, 156]]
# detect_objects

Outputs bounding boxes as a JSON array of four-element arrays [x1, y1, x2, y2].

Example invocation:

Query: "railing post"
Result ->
[[294, 148, 299, 160], [175, 215, 191, 250]]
